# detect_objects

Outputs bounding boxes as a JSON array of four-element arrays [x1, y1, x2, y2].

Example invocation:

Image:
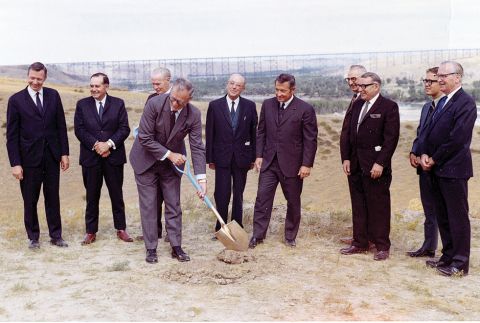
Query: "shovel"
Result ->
[[175, 160, 249, 251]]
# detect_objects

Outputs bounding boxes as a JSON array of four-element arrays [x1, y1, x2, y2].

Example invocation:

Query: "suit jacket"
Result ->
[[411, 101, 433, 156], [256, 96, 318, 177], [6, 87, 69, 167], [206, 95, 258, 168], [418, 88, 477, 179], [74, 95, 130, 167], [129, 94, 206, 176], [340, 94, 400, 175]]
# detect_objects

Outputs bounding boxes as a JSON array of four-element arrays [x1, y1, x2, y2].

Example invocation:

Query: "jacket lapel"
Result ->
[[234, 97, 246, 137], [222, 95, 233, 128], [278, 96, 297, 126], [89, 97, 102, 126], [23, 87, 43, 117], [167, 104, 189, 143]]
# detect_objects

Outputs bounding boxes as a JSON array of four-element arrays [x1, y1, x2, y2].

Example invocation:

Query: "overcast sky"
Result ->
[[0, 0, 479, 65]]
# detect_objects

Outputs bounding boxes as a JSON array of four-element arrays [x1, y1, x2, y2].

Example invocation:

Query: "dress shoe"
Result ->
[[171, 246, 190, 262], [373, 250, 390, 261], [340, 237, 353, 245], [50, 238, 68, 247], [248, 237, 263, 249], [406, 248, 435, 258], [117, 230, 133, 242], [211, 235, 218, 241], [146, 249, 158, 264], [28, 240, 40, 249], [426, 259, 450, 268], [285, 239, 296, 247], [436, 265, 468, 277], [340, 245, 368, 255], [368, 241, 376, 250], [81, 233, 96, 245]]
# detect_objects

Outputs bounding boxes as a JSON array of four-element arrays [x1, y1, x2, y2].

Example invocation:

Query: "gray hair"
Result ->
[[349, 65, 367, 73], [151, 67, 171, 80], [172, 78, 194, 96], [440, 61, 464, 77], [361, 72, 382, 85]]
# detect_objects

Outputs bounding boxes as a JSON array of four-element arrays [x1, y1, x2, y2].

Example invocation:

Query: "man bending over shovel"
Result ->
[[130, 78, 207, 264]]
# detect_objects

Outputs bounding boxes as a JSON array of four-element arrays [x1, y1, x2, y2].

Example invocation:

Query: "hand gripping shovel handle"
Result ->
[[174, 160, 227, 227]]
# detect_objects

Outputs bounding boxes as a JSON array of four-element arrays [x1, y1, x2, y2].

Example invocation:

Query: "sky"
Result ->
[[0, 0, 479, 65]]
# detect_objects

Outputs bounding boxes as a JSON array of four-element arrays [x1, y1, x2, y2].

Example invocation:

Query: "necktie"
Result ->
[[35, 92, 44, 114], [357, 101, 370, 132], [230, 101, 236, 122], [169, 110, 176, 135], [432, 96, 447, 122], [278, 102, 286, 122], [98, 102, 104, 121]]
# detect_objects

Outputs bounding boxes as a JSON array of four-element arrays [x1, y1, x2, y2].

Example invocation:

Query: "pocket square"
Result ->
[[245, 141, 250, 146], [370, 114, 381, 118]]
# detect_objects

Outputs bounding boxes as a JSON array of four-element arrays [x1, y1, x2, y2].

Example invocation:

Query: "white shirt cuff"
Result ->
[[161, 150, 171, 161]]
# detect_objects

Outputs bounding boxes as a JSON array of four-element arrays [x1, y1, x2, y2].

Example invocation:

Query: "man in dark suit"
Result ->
[[406, 67, 444, 258], [249, 73, 318, 248], [130, 78, 206, 264], [6, 62, 70, 249], [135, 67, 172, 242], [339, 64, 367, 246], [74, 73, 133, 245], [206, 73, 258, 239], [340, 72, 400, 261], [418, 61, 476, 277]]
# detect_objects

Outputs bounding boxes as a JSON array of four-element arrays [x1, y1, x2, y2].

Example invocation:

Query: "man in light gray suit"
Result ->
[[130, 78, 206, 264]]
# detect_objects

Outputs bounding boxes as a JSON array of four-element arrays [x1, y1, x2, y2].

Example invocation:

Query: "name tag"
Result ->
[[245, 141, 250, 146], [375, 146, 382, 152], [370, 114, 381, 118]]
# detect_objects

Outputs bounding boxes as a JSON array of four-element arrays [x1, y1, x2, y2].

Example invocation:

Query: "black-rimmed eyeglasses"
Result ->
[[422, 79, 438, 85], [357, 83, 376, 90]]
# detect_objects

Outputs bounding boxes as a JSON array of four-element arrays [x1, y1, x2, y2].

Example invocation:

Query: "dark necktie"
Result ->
[[169, 110, 176, 135], [98, 102, 104, 121], [357, 101, 370, 132], [230, 101, 236, 121], [431, 96, 447, 122], [278, 102, 286, 122], [35, 92, 44, 114]]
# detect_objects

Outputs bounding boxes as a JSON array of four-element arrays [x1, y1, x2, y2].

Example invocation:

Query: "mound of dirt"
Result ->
[[216, 249, 256, 264]]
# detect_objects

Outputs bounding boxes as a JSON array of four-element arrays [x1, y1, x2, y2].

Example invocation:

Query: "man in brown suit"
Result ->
[[129, 78, 206, 264], [249, 73, 318, 248], [340, 72, 400, 261]]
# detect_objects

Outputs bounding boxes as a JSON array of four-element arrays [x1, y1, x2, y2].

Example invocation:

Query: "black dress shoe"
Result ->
[[406, 249, 435, 258], [426, 259, 450, 268], [340, 245, 368, 255], [437, 265, 468, 277], [171, 246, 190, 262], [50, 238, 68, 247], [28, 240, 40, 249], [285, 239, 296, 247], [248, 237, 263, 249], [146, 249, 158, 263]]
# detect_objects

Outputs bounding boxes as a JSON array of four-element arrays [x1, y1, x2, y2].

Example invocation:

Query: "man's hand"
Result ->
[[168, 152, 187, 166], [12, 165, 23, 181], [197, 181, 207, 200], [60, 155, 70, 172], [94, 141, 110, 155], [420, 154, 433, 171], [101, 150, 111, 158], [409, 153, 419, 168], [298, 166, 311, 179], [208, 163, 215, 170], [370, 163, 384, 179], [342, 160, 351, 176], [254, 158, 263, 172]]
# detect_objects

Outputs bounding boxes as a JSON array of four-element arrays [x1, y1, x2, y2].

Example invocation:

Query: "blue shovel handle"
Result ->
[[174, 160, 215, 210]]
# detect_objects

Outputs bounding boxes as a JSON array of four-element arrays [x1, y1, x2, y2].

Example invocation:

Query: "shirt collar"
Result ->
[[280, 95, 295, 109], [226, 95, 240, 107], [433, 94, 446, 107], [366, 92, 380, 107], [28, 86, 43, 97], [94, 95, 107, 106], [444, 86, 462, 104]]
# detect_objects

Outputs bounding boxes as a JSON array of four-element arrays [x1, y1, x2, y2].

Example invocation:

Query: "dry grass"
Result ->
[[0, 79, 480, 320]]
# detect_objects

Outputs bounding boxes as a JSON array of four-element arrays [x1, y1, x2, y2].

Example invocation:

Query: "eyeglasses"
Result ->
[[345, 77, 357, 83], [357, 83, 376, 90], [422, 79, 438, 85], [169, 95, 189, 108], [437, 73, 458, 79]]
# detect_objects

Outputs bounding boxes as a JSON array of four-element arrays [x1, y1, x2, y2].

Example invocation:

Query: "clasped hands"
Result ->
[[94, 141, 111, 158]]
